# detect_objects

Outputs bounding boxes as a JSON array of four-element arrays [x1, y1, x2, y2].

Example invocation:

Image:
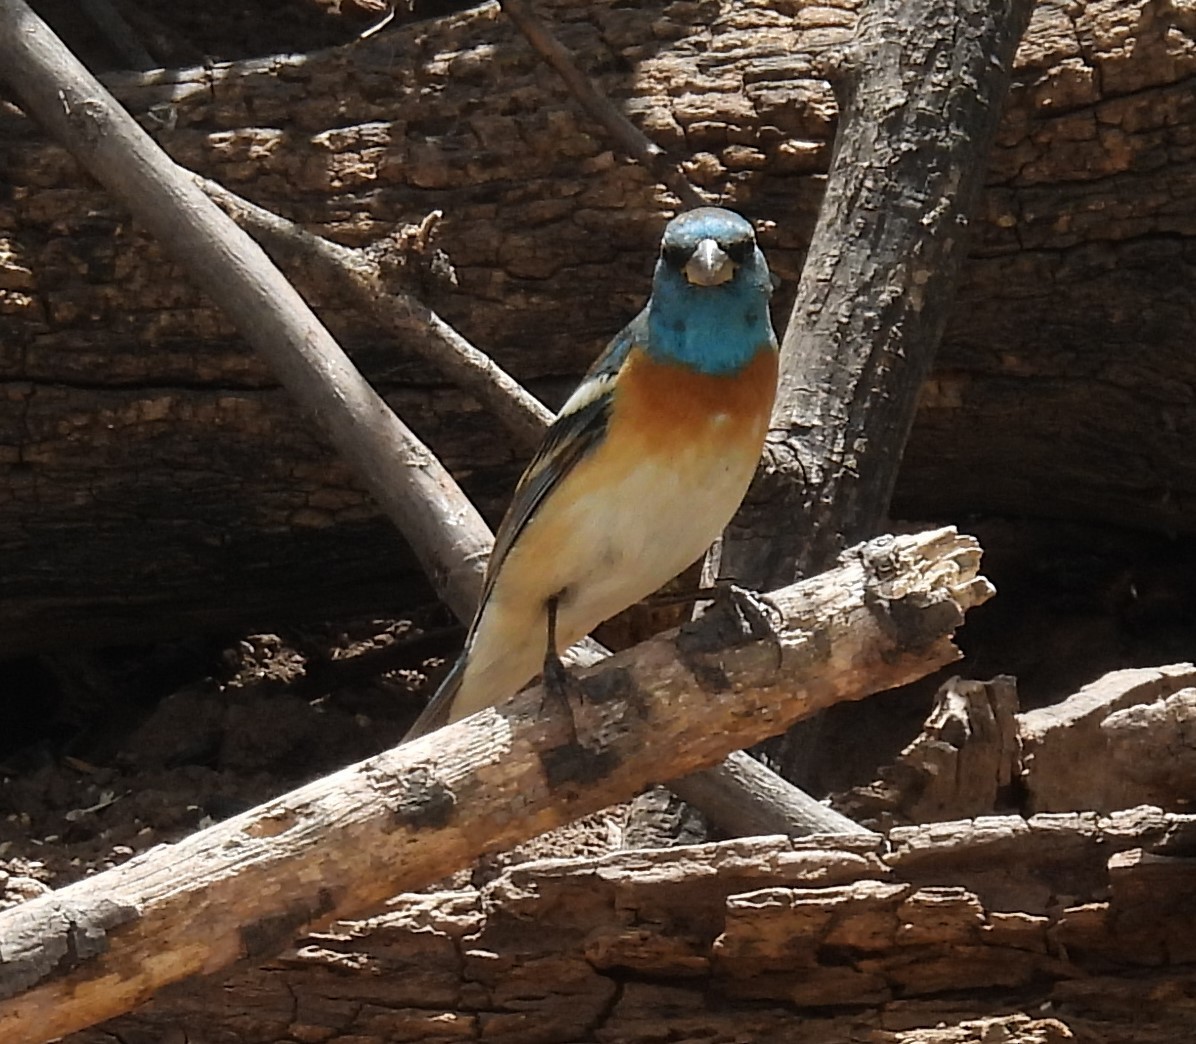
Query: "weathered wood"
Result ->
[[63, 806, 1196, 1043], [198, 177, 556, 452], [714, 0, 1030, 788], [834, 664, 1196, 827], [837, 675, 1021, 829], [1102, 686, 1196, 801], [0, 0, 1191, 650], [671, 745, 873, 838], [723, 0, 1034, 586], [0, 527, 991, 1044], [1020, 663, 1196, 814]]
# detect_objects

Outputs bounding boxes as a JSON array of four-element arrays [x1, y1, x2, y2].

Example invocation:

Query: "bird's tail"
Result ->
[[402, 652, 467, 742]]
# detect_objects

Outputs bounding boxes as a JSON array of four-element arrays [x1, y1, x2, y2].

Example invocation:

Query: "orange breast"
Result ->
[[612, 345, 778, 453]]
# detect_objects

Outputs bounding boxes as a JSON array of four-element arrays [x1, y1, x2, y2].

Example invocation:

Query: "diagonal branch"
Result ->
[[0, 527, 992, 1044], [196, 177, 554, 451], [499, 0, 706, 209]]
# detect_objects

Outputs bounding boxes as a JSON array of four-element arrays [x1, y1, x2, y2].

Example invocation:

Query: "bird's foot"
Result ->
[[707, 579, 781, 643], [651, 578, 780, 640], [675, 580, 782, 663]]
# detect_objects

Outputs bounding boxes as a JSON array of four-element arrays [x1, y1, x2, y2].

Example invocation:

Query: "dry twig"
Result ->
[[499, 0, 706, 209], [198, 177, 554, 450]]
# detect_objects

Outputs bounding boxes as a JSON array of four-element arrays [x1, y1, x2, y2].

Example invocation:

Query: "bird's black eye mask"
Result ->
[[661, 237, 755, 269], [661, 242, 692, 268], [724, 238, 754, 264]]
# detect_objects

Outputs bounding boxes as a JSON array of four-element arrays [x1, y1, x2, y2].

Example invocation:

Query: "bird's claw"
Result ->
[[709, 579, 781, 642]]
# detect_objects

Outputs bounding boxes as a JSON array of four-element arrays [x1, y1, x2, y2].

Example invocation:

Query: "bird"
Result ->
[[404, 206, 779, 740]]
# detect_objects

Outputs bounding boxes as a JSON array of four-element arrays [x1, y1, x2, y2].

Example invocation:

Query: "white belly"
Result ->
[[451, 435, 761, 719]]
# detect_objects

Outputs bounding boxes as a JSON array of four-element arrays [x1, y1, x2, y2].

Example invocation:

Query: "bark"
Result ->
[[62, 806, 1196, 1044], [0, 0, 1191, 650], [836, 664, 1196, 828], [1019, 663, 1196, 814], [0, 527, 991, 1044]]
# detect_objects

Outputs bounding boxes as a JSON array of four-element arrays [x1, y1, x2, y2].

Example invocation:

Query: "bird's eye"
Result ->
[[724, 239, 754, 264], [661, 242, 692, 269]]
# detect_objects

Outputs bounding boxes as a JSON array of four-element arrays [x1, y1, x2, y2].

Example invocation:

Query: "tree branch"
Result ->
[[0, 527, 992, 1043], [499, 0, 706, 210], [196, 177, 554, 451]]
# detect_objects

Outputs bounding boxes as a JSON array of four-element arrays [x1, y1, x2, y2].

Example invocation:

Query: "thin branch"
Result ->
[[198, 176, 554, 451], [499, 0, 707, 210], [0, 527, 992, 1044]]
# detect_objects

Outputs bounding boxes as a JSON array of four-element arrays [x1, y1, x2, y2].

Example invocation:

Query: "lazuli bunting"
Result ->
[[405, 207, 778, 739]]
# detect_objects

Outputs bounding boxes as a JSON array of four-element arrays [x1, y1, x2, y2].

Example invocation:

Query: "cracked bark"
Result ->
[[60, 807, 1196, 1044]]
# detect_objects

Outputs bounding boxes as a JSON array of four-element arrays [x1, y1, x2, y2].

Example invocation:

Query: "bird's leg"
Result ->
[[542, 594, 570, 692], [541, 594, 580, 743]]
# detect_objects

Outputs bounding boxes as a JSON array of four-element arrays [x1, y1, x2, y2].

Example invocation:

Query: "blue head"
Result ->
[[645, 207, 776, 375]]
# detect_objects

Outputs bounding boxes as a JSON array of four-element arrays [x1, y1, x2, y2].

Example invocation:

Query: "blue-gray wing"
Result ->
[[476, 309, 646, 614]]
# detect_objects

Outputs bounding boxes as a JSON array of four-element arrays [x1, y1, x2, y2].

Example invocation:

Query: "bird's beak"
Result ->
[[684, 238, 735, 286]]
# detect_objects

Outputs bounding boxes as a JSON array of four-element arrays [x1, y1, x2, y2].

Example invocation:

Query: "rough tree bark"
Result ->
[[0, 0, 1192, 651], [61, 806, 1196, 1044], [835, 664, 1196, 829]]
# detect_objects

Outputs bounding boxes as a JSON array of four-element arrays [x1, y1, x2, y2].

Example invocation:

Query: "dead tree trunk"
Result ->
[[713, 0, 1031, 785]]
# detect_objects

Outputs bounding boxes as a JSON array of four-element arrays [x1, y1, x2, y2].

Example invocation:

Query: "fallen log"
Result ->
[[0, 527, 991, 1044], [65, 805, 1196, 1044]]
